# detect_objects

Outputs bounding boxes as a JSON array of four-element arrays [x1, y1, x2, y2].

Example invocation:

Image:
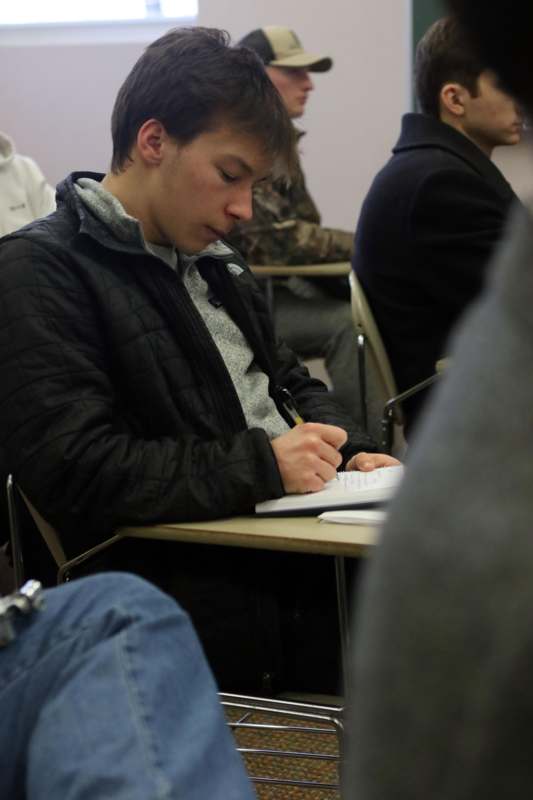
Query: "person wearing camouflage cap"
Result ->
[[230, 27, 377, 433]]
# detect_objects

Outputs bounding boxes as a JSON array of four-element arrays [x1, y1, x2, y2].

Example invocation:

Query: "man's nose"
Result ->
[[302, 71, 314, 91], [228, 187, 253, 222]]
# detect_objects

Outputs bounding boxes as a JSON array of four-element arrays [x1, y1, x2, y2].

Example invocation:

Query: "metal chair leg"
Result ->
[[6, 476, 25, 589]]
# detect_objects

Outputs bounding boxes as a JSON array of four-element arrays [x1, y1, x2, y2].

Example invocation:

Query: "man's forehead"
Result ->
[[208, 125, 275, 176], [221, 150, 271, 175]]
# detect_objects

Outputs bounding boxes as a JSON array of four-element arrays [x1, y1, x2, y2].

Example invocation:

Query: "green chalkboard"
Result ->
[[412, 0, 445, 51], [411, 0, 445, 107]]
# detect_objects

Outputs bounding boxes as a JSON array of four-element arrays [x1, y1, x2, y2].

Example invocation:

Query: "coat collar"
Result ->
[[394, 113, 515, 202], [56, 171, 145, 255]]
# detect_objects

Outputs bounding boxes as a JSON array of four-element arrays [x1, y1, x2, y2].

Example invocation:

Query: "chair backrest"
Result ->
[[349, 271, 398, 403], [7, 475, 123, 587], [250, 263, 351, 277], [7, 475, 68, 588], [349, 272, 406, 455], [18, 487, 67, 567]]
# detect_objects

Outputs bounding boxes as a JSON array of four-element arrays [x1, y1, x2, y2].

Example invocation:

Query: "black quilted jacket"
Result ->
[[0, 172, 376, 558]]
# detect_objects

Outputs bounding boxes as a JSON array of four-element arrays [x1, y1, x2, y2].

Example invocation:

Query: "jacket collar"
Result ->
[[394, 113, 515, 201], [56, 172, 145, 256]]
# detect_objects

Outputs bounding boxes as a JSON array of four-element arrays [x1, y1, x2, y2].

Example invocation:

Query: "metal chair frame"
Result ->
[[251, 262, 351, 318], [221, 693, 343, 792], [7, 475, 122, 587], [349, 271, 440, 453]]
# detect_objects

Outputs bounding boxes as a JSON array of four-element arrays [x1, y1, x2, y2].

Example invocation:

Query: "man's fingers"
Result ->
[[271, 423, 348, 495], [312, 457, 339, 484], [348, 452, 402, 471], [355, 454, 376, 472], [309, 437, 344, 470], [302, 422, 347, 450], [368, 453, 401, 468]]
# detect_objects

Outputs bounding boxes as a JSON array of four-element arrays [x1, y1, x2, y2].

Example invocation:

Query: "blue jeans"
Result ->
[[0, 573, 255, 800]]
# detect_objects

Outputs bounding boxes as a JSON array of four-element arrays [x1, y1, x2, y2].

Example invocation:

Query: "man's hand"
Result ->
[[271, 423, 347, 494], [346, 452, 401, 471]]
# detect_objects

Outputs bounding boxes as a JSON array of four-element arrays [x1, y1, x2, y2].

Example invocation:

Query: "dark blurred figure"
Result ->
[[345, 3, 533, 799]]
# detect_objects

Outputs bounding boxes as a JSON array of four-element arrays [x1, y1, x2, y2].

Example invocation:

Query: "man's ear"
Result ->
[[135, 119, 168, 166], [440, 82, 468, 118]]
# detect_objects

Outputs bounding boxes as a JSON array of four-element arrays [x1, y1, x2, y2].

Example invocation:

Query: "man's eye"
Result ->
[[219, 169, 237, 183]]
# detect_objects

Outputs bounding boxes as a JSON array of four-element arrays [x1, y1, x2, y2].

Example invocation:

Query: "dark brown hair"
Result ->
[[415, 16, 485, 118], [447, 0, 533, 113], [110, 27, 296, 176]]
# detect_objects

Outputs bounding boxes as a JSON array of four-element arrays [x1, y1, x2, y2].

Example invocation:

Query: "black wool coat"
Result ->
[[352, 113, 517, 432]]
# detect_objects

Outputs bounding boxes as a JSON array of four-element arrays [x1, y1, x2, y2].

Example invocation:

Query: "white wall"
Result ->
[[0, 0, 413, 232], [1, 40, 144, 184]]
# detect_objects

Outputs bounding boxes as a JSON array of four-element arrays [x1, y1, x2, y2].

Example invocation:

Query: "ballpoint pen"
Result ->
[[283, 401, 305, 426], [279, 387, 305, 426]]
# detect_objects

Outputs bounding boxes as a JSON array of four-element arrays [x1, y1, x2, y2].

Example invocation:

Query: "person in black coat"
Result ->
[[352, 16, 522, 433]]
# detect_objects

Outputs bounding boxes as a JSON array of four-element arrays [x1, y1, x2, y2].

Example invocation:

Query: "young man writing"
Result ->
[[0, 28, 396, 690], [352, 17, 521, 433]]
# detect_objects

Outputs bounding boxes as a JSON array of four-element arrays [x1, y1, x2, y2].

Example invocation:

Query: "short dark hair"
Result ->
[[110, 26, 296, 176], [415, 16, 485, 118], [446, 0, 533, 113]]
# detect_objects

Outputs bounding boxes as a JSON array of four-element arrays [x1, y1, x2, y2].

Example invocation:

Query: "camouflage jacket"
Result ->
[[228, 139, 354, 266]]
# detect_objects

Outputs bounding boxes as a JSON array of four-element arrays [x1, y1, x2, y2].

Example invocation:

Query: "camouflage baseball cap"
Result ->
[[239, 26, 332, 72]]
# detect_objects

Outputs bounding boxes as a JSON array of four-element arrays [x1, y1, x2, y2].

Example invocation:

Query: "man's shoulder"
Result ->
[[381, 143, 470, 186], [385, 114, 485, 180], [356, 148, 446, 228], [251, 153, 319, 223], [5, 151, 42, 184], [0, 206, 75, 256], [0, 217, 80, 298], [391, 114, 513, 198], [362, 143, 495, 225], [0, 196, 104, 295]]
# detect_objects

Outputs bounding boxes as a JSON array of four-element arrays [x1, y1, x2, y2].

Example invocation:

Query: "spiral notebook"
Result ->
[[255, 465, 404, 516]]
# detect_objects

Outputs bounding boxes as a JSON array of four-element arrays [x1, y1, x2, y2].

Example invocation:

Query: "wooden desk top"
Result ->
[[119, 515, 378, 558], [251, 262, 351, 278]]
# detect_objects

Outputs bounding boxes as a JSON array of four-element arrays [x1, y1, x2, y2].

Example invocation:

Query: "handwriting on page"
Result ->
[[255, 466, 404, 515], [333, 469, 402, 492]]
